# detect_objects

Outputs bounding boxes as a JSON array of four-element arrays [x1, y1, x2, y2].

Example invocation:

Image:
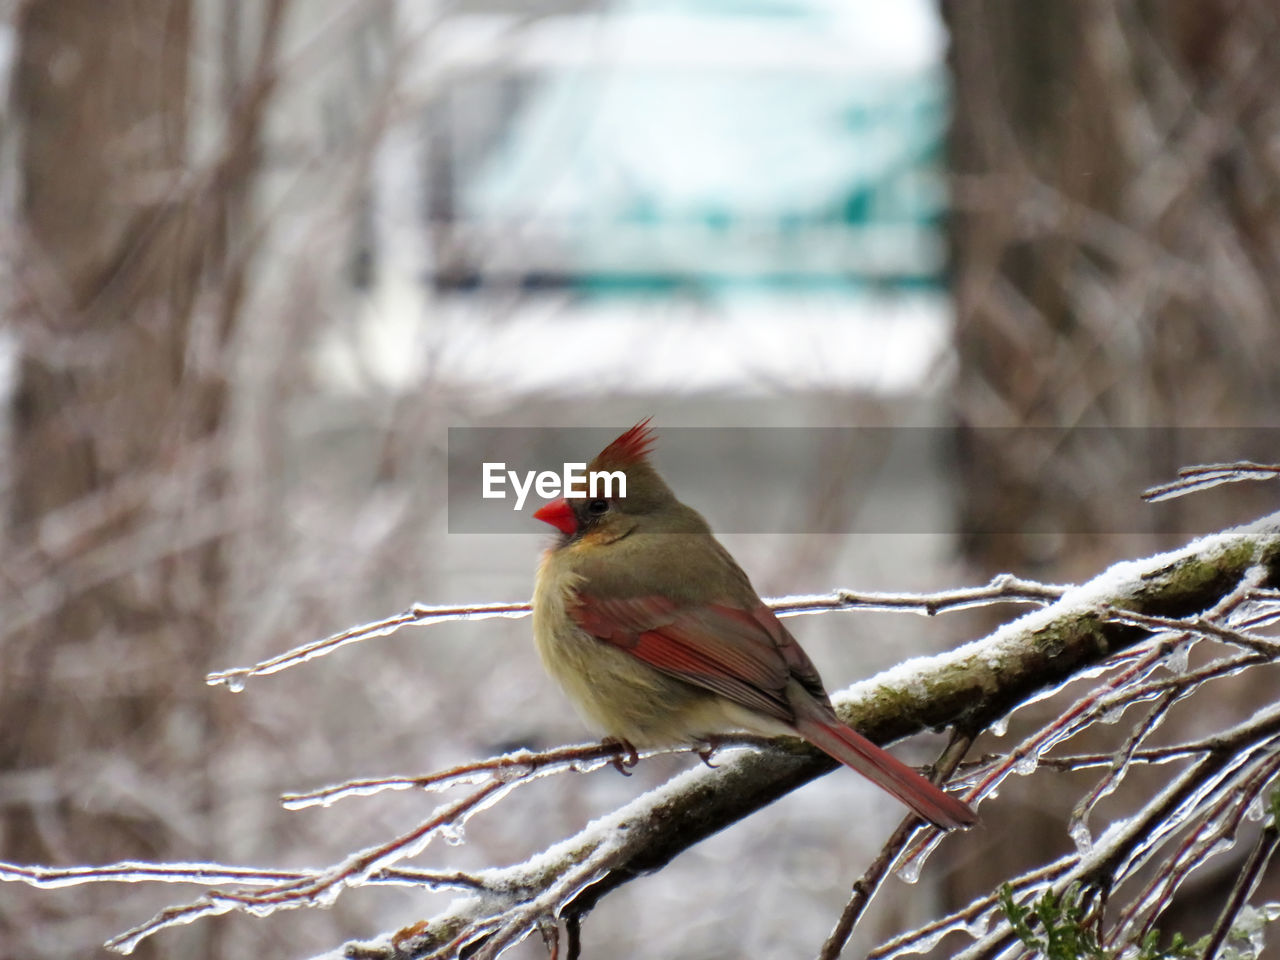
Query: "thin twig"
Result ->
[[565, 915, 582, 960], [206, 601, 533, 689], [1142, 461, 1280, 502], [866, 859, 1077, 959], [1101, 607, 1280, 657], [280, 740, 690, 809], [818, 730, 974, 960], [1116, 755, 1280, 947], [1198, 800, 1280, 960], [1068, 689, 1181, 847], [207, 576, 1066, 689], [0, 860, 483, 890], [105, 780, 511, 954]]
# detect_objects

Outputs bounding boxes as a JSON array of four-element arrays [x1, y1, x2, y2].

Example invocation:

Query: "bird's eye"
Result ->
[[587, 499, 610, 516]]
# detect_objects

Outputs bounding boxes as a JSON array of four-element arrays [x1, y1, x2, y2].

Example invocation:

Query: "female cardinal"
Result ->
[[531, 420, 976, 830]]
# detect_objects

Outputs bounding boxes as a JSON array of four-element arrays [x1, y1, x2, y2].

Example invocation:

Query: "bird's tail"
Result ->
[[794, 714, 977, 830]]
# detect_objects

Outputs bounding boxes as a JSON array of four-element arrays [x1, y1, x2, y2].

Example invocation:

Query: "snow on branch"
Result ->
[[2, 513, 1279, 958]]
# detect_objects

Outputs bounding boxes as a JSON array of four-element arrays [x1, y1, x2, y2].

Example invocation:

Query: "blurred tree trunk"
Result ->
[[1, 2, 278, 955], [945, 0, 1280, 578]]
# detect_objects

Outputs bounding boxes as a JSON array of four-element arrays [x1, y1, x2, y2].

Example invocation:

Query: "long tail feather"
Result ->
[[794, 716, 977, 830]]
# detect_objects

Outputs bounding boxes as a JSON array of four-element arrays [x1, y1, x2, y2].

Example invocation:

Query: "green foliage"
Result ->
[[1135, 930, 1199, 960], [999, 883, 1105, 959], [1268, 787, 1280, 829], [997, 884, 1202, 960]]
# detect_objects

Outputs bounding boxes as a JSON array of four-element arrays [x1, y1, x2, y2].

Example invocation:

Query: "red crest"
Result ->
[[592, 418, 655, 470]]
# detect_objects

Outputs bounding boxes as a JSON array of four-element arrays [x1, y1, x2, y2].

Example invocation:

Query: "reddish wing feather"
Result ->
[[568, 592, 797, 723], [570, 590, 979, 828]]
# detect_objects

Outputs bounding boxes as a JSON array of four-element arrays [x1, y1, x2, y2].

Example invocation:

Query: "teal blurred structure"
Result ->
[[428, 0, 948, 295]]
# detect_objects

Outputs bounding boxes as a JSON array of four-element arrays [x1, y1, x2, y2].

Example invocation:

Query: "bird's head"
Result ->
[[533, 418, 678, 541]]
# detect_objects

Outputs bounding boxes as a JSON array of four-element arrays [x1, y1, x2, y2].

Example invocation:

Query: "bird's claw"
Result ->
[[696, 737, 724, 768], [603, 738, 639, 775]]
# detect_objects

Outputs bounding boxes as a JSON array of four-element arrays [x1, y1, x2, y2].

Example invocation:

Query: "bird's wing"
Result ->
[[570, 590, 978, 829], [567, 592, 825, 724]]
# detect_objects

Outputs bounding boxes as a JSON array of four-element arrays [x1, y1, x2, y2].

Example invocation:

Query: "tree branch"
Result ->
[[3, 516, 1276, 957], [341, 515, 1280, 959]]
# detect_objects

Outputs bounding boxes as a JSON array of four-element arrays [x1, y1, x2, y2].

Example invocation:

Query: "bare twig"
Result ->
[[207, 576, 1066, 690], [1198, 795, 1280, 960], [280, 740, 686, 809], [1143, 461, 1280, 503], [0, 859, 484, 890], [206, 601, 533, 689], [819, 730, 975, 960], [1101, 606, 1280, 657], [106, 780, 512, 954]]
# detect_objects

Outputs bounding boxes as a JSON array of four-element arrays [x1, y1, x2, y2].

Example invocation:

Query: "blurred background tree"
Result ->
[[945, 0, 1280, 944], [1, 1, 1278, 958], [947, 0, 1280, 576], [3, 2, 271, 957]]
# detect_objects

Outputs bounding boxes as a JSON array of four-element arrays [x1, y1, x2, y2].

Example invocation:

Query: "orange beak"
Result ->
[[533, 498, 577, 535]]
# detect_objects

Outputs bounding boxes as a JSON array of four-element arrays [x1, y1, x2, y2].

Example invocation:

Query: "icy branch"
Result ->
[[4, 514, 1278, 958], [1142, 461, 1280, 503], [341, 515, 1280, 958], [206, 575, 1064, 690]]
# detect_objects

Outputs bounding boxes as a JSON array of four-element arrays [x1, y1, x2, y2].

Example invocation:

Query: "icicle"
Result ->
[[1068, 818, 1093, 855], [895, 855, 922, 885], [1247, 795, 1266, 822]]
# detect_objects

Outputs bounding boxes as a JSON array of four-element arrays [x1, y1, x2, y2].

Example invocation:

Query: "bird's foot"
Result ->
[[695, 736, 725, 768], [602, 737, 639, 776]]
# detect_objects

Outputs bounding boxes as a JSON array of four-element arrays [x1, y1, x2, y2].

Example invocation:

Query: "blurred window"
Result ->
[[421, 0, 947, 295]]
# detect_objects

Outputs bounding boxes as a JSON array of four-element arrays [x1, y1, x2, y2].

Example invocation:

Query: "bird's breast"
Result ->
[[531, 549, 733, 746]]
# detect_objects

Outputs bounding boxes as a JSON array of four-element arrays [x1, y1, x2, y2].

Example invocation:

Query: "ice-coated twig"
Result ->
[[207, 576, 1066, 690], [446, 829, 632, 960], [957, 642, 1169, 808], [105, 781, 512, 954], [280, 740, 692, 809], [1109, 753, 1280, 947], [377, 760, 739, 960], [880, 551, 1280, 959], [1067, 688, 1181, 852], [866, 858, 1077, 959], [97, 738, 765, 953], [1143, 461, 1280, 502], [944, 564, 1273, 805], [0, 858, 483, 891], [1100, 607, 1280, 657], [951, 649, 1272, 791], [206, 601, 533, 690], [949, 704, 1280, 960], [1197, 792, 1280, 960], [772, 574, 1066, 618], [819, 730, 974, 960]]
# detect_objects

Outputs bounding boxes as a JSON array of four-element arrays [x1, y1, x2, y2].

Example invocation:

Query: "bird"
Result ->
[[530, 419, 976, 830]]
